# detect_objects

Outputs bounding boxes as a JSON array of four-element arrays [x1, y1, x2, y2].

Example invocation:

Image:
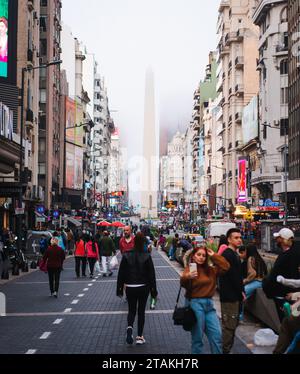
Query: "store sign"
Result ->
[[0, 101, 13, 140], [238, 159, 247, 203], [0, 0, 8, 78]]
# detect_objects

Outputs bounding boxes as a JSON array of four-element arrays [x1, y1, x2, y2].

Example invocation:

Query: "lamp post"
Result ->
[[263, 124, 288, 226], [18, 60, 62, 250]]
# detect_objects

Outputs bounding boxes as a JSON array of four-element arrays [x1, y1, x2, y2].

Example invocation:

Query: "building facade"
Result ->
[[216, 0, 259, 209]]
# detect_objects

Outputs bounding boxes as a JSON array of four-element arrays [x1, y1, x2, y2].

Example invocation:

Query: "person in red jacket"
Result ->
[[43, 237, 65, 298], [119, 226, 135, 255], [86, 238, 99, 278], [74, 236, 87, 278]]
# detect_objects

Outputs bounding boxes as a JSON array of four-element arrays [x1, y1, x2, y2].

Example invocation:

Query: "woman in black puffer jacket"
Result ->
[[117, 232, 157, 346]]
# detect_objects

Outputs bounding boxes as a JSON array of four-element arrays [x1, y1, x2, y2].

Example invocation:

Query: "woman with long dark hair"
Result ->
[[117, 232, 157, 346], [181, 244, 230, 354], [243, 244, 268, 298], [86, 236, 99, 278]]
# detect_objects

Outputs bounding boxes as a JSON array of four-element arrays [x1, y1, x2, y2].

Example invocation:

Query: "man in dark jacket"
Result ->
[[99, 231, 116, 277], [263, 228, 300, 322], [219, 228, 245, 354]]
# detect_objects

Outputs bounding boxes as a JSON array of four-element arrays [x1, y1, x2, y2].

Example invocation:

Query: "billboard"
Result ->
[[0, 101, 13, 140], [0, 0, 8, 78], [0, 0, 17, 84], [242, 95, 258, 144], [238, 159, 247, 203], [66, 97, 76, 144], [66, 143, 75, 189], [74, 146, 83, 190]]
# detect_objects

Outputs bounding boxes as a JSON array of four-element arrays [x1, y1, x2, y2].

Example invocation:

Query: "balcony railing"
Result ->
[[225, 32, 238, 45], [235, 84, 244, 96], [235, 56, 244, 69], [235, 112, 242, 122]]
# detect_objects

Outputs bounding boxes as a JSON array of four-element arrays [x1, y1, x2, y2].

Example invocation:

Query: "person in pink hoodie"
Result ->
[[86, 238, 99, 279]]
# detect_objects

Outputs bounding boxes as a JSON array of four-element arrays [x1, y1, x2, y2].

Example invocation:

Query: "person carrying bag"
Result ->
[[180, 244, 230, 354], [173, 285, 196, 331]]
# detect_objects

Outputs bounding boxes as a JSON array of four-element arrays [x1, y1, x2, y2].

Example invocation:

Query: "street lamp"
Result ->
[[262, 124, 288, 226], [18, 60, 62, 250]]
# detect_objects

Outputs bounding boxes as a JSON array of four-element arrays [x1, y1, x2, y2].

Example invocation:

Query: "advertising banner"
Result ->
[[238, 159, 247, 203], [66, 143, 75, 189], [75, 101, 83, 147], [74, 146, 83, 190], [66, 97, 76, 144], [0, 0, 8, 78], [0, 101, 13, 139], [242, 95, 258, 144]]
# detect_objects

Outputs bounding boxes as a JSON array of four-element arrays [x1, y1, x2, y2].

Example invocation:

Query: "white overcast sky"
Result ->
[[62, 0, 220, 204]]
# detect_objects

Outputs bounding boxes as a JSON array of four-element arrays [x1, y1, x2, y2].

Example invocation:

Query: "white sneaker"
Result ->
[[136, 336, 146, 345]]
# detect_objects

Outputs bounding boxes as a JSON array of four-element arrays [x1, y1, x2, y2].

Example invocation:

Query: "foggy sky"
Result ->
[[61, 0, 220, 203]]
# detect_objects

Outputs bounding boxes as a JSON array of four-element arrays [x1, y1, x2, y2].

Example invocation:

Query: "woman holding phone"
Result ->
[[180, 245, 230, 354]]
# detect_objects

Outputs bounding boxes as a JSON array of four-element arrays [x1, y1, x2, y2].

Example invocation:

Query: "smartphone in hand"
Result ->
[[189, 263, 197, 273]]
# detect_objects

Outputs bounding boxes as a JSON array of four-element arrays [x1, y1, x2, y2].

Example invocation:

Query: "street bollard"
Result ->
[[0, 293, 6, 317]]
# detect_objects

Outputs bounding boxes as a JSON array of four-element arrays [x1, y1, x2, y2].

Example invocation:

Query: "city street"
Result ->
[[0, 250, 251, 355]]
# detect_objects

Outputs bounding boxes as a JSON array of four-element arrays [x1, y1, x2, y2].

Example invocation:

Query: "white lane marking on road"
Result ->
[[39, 332, 51, 340], [15, 281, 99, 285], [5, 310, 174, 317], [25, 350, 37, 355], [88, 284, 93, 286], [53, 319, 63, 325], [71, 300, 79, 304], [83, 288, 89, 291], [92, 280, 96, 282], [77, 294, 85, 298], [64, 308, 72, 313], [64, 294, 70, 296]]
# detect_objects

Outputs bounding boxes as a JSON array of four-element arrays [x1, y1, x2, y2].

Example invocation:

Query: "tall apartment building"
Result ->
[[17, 0, 41, 227], [252, 0, 289, 205], [38, 0, 62, 210], [216, 0, 259, 208], [288, 0, 300, 215], [183, 122, 194, 219]]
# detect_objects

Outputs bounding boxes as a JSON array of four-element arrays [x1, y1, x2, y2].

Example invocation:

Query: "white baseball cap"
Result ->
[[273, 228, 295, 240]]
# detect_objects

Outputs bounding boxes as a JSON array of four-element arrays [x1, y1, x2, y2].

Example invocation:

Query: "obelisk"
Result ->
[[141, 67, 158, 219]]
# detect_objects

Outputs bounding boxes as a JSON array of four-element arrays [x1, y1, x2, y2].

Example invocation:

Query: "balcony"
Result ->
[[235, 56, 244, 69], [216, 77, 223, 93], [194, 100, 200, 110], [237, 28, 245, 41], [229, 87, 232, 96], [275, 166, 284, 173], [229, 115, 232, 124], [228, 60, 232, 70], [193, 121, 200, 131], [193, 110, 200, 121], [235, 84, 244, 96], [194, 89, 200, 100], [235, 112, 242, 123], [252, 0, 283, 24], [219, 44, 230, 57], [219, 0, 230, 12], [225, 32, 238, 46], [275, 44, 288, 55]]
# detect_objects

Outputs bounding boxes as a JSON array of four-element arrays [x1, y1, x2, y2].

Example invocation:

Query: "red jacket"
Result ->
[[119, 236, 135, 254], [74, 240, 86, 257], [86, 241, 99, 259], [43, 245, 65, 269]]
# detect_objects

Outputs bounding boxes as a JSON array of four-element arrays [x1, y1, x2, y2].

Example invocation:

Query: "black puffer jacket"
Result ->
[[117, 251, 157, 298]]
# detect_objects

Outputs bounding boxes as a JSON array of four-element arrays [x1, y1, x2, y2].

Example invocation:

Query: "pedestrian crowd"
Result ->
[[15, 220, 300, 354]]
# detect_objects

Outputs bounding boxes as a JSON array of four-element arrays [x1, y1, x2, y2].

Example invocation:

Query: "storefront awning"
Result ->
[[67, 216, 82, 227]]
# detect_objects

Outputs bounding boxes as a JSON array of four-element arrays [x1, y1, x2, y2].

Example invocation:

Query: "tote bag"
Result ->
[[39, 258, 48, 273]]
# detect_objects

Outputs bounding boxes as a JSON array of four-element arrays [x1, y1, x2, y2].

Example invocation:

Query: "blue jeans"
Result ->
[[240, 281, 262, 320], [187, 298, 222, 354], [168, 246, 176, 260], [245, 280, 262, 299]]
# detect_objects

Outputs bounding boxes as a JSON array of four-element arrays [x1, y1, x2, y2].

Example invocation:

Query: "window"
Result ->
[[281, 88, 288, 104], [280, 6, 288, 23], [280, 118, 289, 137], [39, 89, 46, 103], [263, 124, 267, 139], [280, 60, 288, 75]]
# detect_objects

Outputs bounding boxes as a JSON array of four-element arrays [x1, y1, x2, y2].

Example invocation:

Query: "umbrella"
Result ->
[[111, 221, 126, 228], [97, 221, 112, 227]]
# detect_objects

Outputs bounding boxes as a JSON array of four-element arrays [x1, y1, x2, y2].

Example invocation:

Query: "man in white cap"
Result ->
[[263, 227, 300, 321]]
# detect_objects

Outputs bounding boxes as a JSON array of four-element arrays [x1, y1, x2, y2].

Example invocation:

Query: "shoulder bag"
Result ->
[[173, 285, 197, 332]]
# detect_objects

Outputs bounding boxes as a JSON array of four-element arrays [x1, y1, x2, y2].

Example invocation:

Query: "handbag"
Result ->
[[173, 286, 197, 332], [39, 258, 48, 273]]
